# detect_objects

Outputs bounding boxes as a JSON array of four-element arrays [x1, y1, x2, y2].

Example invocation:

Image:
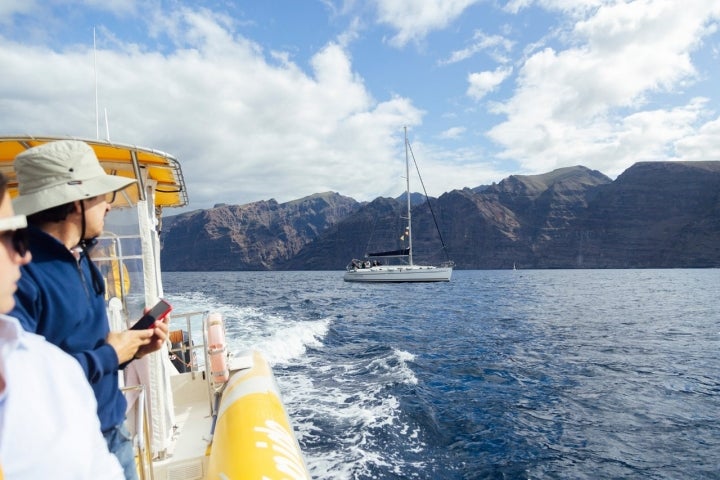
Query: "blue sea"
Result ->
[[162, 269, 720, 480]]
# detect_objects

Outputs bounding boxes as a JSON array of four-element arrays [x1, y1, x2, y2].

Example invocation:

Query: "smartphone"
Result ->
[[130, 299, 172, 330]]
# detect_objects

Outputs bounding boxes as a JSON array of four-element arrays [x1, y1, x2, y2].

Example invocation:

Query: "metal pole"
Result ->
[[404, 126, 413, 266]]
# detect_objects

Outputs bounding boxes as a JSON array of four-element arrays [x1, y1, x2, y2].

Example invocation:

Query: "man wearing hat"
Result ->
[[10, 140, 169, 480]]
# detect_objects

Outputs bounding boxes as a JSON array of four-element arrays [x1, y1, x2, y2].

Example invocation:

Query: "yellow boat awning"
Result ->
[[0, 136, 188, 209]]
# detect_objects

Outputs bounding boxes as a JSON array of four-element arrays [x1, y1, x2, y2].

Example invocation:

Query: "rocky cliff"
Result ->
[[576, 161, 720, 267], [160, 192, 359, 270], [160, 162, 720, 270]]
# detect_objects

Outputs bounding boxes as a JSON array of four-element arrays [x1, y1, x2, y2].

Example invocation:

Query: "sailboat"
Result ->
[[344, 128, 453, 283]]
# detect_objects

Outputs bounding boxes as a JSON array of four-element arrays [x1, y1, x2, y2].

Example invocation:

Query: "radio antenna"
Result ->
[[94, 28, 99, 139], [105, 108, 111, 141]]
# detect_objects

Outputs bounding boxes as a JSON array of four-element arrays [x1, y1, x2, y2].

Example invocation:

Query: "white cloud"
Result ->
[[0, 7, 424, 209], [403, 137, 506, 194], [674, 114, 720, 160], [487, 0, 720, 176], [439, 127, 466, 139], [441, 31, 514, 65], [81, 0, 138, 16], [373, 0, 481, 47], [0, 0, 34, 19], [467, 67, 512, 100], [2, 0, 719, 211], [506, 0, 606, 17]]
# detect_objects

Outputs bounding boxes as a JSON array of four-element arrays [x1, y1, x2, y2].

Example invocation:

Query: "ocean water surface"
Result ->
[[162, 269, 720, 479]]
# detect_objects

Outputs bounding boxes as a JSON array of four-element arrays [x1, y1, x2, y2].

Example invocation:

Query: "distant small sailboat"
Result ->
[[344, 128, 453, 283]]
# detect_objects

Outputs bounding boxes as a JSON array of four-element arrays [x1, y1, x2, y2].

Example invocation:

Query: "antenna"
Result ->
[[94, 28, 99, 139], [104, 108, 111, 141]]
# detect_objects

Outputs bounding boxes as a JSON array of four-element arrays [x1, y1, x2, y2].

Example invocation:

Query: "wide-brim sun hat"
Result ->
[[13, 140, 136, 216]]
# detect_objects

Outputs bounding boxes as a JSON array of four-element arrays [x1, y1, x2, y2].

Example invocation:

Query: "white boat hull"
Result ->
[[344, 265, 452, 282]]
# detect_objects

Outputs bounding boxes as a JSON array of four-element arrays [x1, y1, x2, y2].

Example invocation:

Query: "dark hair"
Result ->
[[27, 202, 76, 225], [0, 172, 6, 198]]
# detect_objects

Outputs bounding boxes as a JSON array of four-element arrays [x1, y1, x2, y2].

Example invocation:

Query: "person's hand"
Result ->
[[134, 318, 170, 359], [106, 329, 154, 364]]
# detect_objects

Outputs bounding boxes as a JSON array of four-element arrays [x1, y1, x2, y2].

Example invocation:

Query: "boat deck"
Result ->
[[151, 371, 213, 480], [149, 355, 256, 480]]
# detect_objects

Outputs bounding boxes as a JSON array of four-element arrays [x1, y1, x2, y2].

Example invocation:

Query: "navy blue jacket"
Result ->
[[11, 225, 126, 432]]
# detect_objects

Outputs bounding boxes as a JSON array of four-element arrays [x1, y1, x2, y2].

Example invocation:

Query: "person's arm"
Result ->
[[73, 341, 122, 383]]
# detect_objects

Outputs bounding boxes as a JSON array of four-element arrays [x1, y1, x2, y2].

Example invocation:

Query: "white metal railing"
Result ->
[[166, 310, 228, 417], [121, 384, 153, 480], [166, 310, 207, 379]]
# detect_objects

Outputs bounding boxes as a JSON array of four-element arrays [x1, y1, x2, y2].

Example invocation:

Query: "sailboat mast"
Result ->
[[404, 126, 413, 266]]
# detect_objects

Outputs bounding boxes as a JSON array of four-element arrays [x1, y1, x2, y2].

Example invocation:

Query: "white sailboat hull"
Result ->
[[344, 265, 452, 282]]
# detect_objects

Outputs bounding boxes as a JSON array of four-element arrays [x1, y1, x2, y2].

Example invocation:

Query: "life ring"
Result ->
[[207, 313, 230, 384]]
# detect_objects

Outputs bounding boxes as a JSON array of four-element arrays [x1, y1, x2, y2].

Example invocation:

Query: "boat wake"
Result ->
[[164, 291, 330, 365], [291, 346, 430, 479], [162, 273, 455, 478]]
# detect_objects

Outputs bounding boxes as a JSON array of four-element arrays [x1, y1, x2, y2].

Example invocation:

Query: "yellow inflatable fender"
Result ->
[[207, 351, 310, 480]]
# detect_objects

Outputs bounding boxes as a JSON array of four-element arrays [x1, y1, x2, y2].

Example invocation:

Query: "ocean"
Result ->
[[162, 269, 720, 480]]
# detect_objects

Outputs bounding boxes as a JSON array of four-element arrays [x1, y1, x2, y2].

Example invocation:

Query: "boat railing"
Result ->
[[167, 309, 228, 416], [121, 383, 154, 480], [167, 309, 208, 378]]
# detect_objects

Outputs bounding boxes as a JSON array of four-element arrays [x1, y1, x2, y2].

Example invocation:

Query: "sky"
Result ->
[[1, 1, 719, 213]]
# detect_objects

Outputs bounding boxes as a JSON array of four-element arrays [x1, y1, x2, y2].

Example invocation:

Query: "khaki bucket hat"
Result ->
[[13, 140, 136, 215]]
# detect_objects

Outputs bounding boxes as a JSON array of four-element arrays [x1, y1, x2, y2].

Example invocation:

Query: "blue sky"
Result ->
[[1, 1, 719, 212]]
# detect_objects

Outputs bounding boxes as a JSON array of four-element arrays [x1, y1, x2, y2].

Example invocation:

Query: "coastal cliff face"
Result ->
[[160, 162, 720, 270], [578, 161, 720, 267], [160, 192, 359, 270]]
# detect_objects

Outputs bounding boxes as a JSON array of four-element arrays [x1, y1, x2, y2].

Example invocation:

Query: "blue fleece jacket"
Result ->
[[11, 225, 126, 432]]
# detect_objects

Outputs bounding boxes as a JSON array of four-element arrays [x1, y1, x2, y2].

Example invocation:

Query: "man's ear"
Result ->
[[72, 200, 84, 214]]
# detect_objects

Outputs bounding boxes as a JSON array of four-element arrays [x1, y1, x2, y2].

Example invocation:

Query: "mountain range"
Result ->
[[160, 161, 720, 271]]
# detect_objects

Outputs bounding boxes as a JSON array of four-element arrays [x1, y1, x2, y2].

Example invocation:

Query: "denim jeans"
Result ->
[[103, 422, 139, 480]]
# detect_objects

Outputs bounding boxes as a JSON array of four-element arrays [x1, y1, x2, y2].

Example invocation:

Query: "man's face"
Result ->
[[81, 194, 112, 239]]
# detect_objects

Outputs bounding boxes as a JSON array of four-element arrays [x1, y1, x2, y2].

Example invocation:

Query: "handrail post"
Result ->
[[121, 384, 153, 480]]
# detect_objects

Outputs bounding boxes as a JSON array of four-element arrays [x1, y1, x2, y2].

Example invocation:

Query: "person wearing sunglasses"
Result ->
[[9, 141, 169, 480], [0, 173, 124, 479]]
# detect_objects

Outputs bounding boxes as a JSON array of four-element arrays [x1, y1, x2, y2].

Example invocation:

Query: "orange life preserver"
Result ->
[[207, 313, 229, 384]]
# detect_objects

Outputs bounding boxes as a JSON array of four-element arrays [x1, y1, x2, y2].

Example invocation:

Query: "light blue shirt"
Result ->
[[0, 314, 124, 479]]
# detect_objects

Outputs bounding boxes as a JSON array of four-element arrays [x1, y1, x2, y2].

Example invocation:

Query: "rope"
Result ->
[[168, 351, 194, 369], [406, 139, 452, 262]]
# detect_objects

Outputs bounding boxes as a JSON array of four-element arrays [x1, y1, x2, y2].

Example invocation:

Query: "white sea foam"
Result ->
[[276, 344, 428, 480], [165, 291, 330, 365], [249, 318, 330, 365]]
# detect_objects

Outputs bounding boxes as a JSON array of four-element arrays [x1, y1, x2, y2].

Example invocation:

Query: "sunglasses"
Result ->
[[0, 214, 30, 257]]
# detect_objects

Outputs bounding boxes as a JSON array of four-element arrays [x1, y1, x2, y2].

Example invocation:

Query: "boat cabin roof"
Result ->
[[0, 135, 188, 209]]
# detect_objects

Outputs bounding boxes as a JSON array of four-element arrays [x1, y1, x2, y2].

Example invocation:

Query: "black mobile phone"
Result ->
[[130, 299, 172, 330]]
